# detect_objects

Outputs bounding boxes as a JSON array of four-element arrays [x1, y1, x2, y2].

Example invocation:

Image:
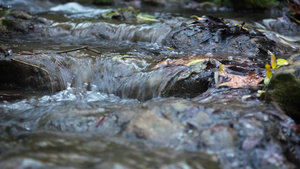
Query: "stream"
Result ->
[[0, 1, 300, 169]]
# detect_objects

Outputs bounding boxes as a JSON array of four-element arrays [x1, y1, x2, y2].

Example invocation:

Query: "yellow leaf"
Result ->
[[218, 64, 224, 72], [268, 50, 277, 70], [265, 64, 272, 78], [264, 64, 272, 86], [137, 13, 158, 22], [234, 22, 249, 31], [264, 76, 271, 86], [167, 46, 174, 50], [186, 59, 204, 66], [257, 90, 266, 95], [276, 58, 289, 67], [191, 15, 205, 21]]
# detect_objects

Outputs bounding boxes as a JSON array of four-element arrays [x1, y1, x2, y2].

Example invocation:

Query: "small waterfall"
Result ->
[[0, 51, 214, 101], [44, 22, 172, 44]]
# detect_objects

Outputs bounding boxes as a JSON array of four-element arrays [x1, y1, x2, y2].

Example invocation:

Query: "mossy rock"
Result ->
[[267, 62, 300, 123]]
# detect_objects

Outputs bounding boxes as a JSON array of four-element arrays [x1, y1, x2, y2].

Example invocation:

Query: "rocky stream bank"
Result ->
[[0, 2, 300, 169]]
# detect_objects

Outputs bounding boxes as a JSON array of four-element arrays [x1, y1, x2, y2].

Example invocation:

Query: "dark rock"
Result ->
[[0, 8, 49, 36], [163, 16, 288, 57], [263, 17, 300, 36], [0, 0, 56, 13], [0, 54, 70, 93]]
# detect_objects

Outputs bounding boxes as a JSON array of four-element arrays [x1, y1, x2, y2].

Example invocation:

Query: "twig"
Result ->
[[56, 46, 88, 54], [86, 47, 101, 54], [56, 46, 102, 55]]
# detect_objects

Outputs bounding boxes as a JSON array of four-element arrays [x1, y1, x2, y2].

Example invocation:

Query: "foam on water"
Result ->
[[50, 2, 111, 18]]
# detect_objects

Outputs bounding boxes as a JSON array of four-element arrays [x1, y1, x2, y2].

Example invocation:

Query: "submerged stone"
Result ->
[[199, 124, 237, 151], [125, 109, 186, 143]]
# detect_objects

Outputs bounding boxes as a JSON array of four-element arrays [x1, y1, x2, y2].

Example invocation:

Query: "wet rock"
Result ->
[[250, 144, 296, 169], [143, 100, 215, 131], [0, 7, 49, 36], [267, 53, 300, 123], [125, 109, 186, 143], [0, 53, 73, 93], [117, 100, 214, 148], [199, 124, 237, 151], [0, 60, 55, 93], [95, 162, 129, 169], [179, 106, 214, 130], [0, 158, 55, 169], [163, 16, 288, 57], [96, 56, 216, 100], [0, 0, 56, 13], [263, 17, 300, 36], [1, 87, 299, 169]]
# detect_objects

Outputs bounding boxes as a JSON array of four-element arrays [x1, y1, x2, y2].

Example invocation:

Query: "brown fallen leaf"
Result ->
[[217, 66, 263, 88]]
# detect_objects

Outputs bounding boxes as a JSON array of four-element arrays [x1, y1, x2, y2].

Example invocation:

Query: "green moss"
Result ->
[[1, 18, 8, 27], [0, 8, 11, 17], [268, 66, 300, 123]]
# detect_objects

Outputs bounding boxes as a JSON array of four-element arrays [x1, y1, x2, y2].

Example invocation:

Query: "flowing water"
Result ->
[[0, 1, 300, 169]]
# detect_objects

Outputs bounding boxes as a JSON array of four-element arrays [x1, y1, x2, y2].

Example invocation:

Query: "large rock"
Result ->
[[267, 53, 300, 123], [0, 7, 49, 36], [163, 16, 289, 57], [263, 17, 300, 36]]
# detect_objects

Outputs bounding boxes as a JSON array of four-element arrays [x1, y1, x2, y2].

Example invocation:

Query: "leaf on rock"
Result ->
[[190, 15, 205, 21], [268, 50, 277, 70], [217, 66, 263, 88], [186, 59, 205, 66], [265, 64, 272, 78], [277, 58, 289, 67]]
